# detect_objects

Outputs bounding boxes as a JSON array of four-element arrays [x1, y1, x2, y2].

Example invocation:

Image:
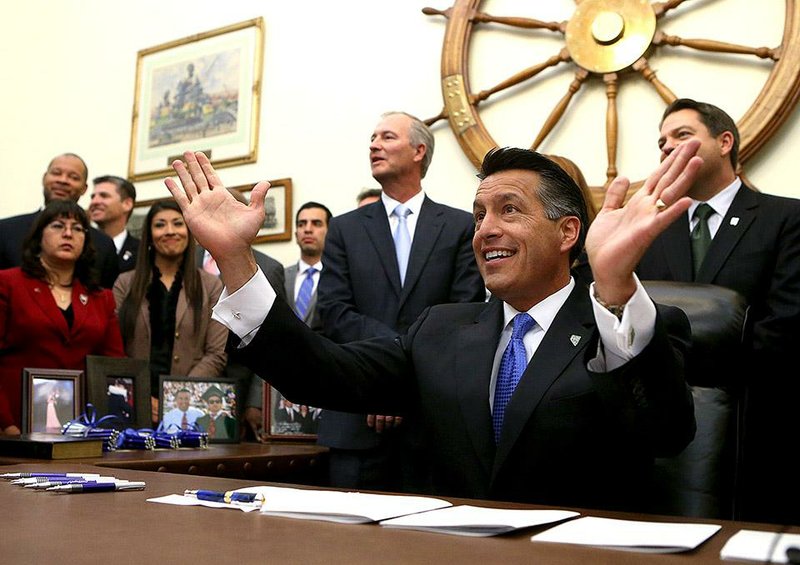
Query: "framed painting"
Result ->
[[85, 356, 151, 429], [262, 385, 321, 441], [232, 178, 292, 243], [20, 369, 84, 434], [158, 375, 239, 443], [128, 17, 264, 181]]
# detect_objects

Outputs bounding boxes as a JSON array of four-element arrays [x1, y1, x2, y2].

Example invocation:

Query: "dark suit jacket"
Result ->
[[636, 185, 800, 372], [0, 210, 120, 289], [236, 287, 695, 510], [0, 268, 125, 428], [316, 197, 485, 449], [117, 233, 140, 273]]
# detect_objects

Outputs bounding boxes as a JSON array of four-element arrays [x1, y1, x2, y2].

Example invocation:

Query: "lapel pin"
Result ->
[[570, 335, 581, 346], [34, 287, 41, 293], [79, 294, 88, 305], [122, 250, 133, 261], [730, 217, 740, 226]]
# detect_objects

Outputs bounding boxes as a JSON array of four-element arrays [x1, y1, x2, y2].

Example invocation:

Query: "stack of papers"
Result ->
[[530, 516, 721, 553], [379, 505, 578, 537], [720, 530, 800, 563]]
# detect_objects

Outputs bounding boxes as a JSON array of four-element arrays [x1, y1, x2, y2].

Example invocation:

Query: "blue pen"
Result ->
[[184, 489, 265, 505], [11, 475, 107, 486], [2, 472, 101, 480], [24, 477, 120, 489], [47, 481, 146, 493]]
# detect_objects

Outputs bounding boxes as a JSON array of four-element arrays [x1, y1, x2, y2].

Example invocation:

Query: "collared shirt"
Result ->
[[688, 177, 741, 238], [112, 230, 129, 254], [212, 269, 657, 379], [381, 190, 425, 241], [293, 259, 323, 302]]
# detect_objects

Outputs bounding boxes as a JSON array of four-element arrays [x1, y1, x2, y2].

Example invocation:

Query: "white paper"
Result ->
[[147, 493, 261, 513], [235, 486, 452, 524], [530, 516, 721, 553], [379, 505, 579, 537], [720, 529, 800, 563]]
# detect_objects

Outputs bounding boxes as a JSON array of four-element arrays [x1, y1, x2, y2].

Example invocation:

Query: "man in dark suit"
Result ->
[[89, 175, 139, 273], [165, 142, 700, 511], [316, 112, 485, 493], [636, 98, 800, 524], [196, 187, 288, 441], [0, 153, 119, 288]]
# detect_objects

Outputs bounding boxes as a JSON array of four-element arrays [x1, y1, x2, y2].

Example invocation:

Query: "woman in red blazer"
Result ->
[[0, 200, 124, 432]]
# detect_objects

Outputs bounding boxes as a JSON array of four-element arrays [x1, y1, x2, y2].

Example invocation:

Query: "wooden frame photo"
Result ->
[[20, 368, 84, 434], [128, 17, 264, 181], [233, 178, 293, 243], [85, 356, 151, 429], [129, 177, 293, 243], [263, 385, 321, 441], [158, 375, 239, 443]]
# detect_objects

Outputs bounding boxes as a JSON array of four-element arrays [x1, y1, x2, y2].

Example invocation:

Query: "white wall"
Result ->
[[2, 0, 798, 266]]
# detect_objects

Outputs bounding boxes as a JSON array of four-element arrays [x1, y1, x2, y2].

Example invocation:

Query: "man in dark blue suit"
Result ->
[[316, 112, 485, 493], [89, 175, 139, 274], [636, 98, 800, 524], [0, 153, 119, 288], [165, 141, 700, 511]]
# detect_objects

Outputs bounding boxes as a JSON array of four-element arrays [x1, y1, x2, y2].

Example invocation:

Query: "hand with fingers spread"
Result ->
[[164, 151, 268, 292], [586, 139, 703, 306]]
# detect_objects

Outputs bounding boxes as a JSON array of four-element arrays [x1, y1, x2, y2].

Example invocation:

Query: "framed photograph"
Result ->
[[263, 385, 321, 441], [20, 369, 84, 434], [233, 178, 293, 243], [128, 177, 292, 243], [128, 17, 264, 181], [158, 375, 239, 443], [85, 356, 151, 429]]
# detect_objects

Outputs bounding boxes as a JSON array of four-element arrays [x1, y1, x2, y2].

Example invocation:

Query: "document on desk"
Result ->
[[720, 529, 800, 562], [237, 486, 452, 524], [530, 516, 721, 553], [378, 505, 579, 537]]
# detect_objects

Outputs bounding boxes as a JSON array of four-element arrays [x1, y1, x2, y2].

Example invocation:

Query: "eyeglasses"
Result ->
[[207, 398, 222, 404], [46, 221, 86, 235]]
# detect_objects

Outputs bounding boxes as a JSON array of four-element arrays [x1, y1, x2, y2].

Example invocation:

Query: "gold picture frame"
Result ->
[[128, 17, 264, 181], [128, 177, 292, 243]]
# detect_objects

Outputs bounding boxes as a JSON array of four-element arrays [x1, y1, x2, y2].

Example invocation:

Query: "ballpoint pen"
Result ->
[[11, 475, 110, 486], [47, 481, 146, 493], [24, 477, 121, 489], [184, 489, 265, 506], [2, 472, 101, 480]]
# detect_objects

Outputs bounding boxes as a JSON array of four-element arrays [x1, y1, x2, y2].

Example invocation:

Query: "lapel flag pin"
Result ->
[[570, 335, 581, 346], [730, 217, 740, 226], [122, 250, 133, 261], [79, 294, 88, 305]]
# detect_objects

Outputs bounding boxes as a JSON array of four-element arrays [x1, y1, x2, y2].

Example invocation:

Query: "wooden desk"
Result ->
[[0, 462, 794, 565], [0, 442, 328, 483]]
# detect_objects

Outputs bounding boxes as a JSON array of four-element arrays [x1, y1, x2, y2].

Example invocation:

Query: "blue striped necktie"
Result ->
[[295, 267, 316, 320], [493, 313, 535, 444]]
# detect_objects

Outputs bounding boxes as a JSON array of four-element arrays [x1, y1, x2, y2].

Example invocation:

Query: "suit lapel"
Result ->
[[456, 300, 503, 478], [26, 277, 70, 338], [491, 286, 595, 479], [399, 198, 444, 306], [360, 204, 402, 295], [697, 185, 757, 283], [69, 280, 90, 337], [285, 264, 298, 308]]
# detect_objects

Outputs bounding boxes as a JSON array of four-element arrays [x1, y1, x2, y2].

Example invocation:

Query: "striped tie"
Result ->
[[493, 313, 535, 444], [295, 267, 316, 320]]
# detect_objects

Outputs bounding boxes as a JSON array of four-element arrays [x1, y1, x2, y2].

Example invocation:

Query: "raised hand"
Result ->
[[165, 151, 269, 291], [586, 139, 702, 305]]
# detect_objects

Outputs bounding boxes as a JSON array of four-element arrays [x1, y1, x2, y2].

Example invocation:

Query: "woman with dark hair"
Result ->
[[0, 200, 124, 433], [113, 200, 227, 424]]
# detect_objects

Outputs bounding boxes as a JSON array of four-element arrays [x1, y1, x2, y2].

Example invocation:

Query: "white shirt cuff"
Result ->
[[212, 269, 275, 346]]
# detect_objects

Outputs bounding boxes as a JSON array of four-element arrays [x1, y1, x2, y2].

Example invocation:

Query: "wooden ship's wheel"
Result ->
[[423, 0, 800, 201]]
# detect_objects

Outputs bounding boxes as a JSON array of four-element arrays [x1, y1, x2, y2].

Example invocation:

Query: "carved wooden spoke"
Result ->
[[423, 0, 800, 200]]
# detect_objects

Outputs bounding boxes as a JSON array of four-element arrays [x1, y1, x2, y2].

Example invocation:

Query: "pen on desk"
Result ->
[[24, 477, 120, 489], [11, 475, 108, 486], [3, 472, 101, 480], [184, 489, 265, 505], [47, 481, 146, 493]]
